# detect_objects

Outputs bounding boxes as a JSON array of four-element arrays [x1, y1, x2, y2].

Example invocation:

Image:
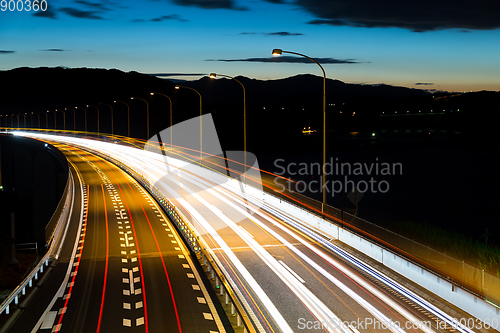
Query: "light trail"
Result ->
[[12, 131, 483, 333]]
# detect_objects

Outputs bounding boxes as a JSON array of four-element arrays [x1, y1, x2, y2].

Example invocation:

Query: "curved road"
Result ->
[[8, 142, 229, 333], [12, 132, 498, 333]]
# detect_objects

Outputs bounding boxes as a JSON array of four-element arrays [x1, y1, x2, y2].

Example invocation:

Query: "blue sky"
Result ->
[[1, 0, 499, 92]]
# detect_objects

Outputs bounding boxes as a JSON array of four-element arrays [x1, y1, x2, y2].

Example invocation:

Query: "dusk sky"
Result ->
[[1, 0, 500, 92]]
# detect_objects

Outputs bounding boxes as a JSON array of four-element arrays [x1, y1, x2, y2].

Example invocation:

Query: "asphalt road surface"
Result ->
[[8, 143, 229, 333]]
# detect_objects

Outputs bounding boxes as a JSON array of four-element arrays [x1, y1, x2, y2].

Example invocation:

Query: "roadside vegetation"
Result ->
[[389, 220, 500, 277]]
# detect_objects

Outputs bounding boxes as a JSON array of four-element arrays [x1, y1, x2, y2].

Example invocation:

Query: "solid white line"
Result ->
[[129, 270, 134, 294], [278, 261, 305, 283], [31, 164, 85, 333]]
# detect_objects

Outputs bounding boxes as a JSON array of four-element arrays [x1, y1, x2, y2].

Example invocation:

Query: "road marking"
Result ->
[[129, 269, 135, 294], [182, 264, 190, 268], [136, 317, 145, 326], [192, 285, 200, 290], [278, 260, 305, 283], [197, 297, 206, 304], [51, 323, 62, 332], [123, 303, 131, 310], [239, 225, 254, 239], [40, 311, 57, 329], [203, 313, 213, 320], [123, 319, 131, 327]]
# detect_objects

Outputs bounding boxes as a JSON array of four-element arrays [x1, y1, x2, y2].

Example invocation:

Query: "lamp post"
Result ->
[[114, 100, 130, 138], [175, 85, 203, 160], [23, 113, 27, 128], [130, 97, 149, 139], [68, 108, 76, 131], [99, 102, 114, 139], [150, 92, 172, 150], [57, 109, 66, 131], [34, 112, 41, 128], [45, 111, 49, 129], [76, 106, 87, 133], [87, 105, 99, 137], [272, 48, 327, 210], [209, 73, 247, 170], [47, 110, 56, 129]]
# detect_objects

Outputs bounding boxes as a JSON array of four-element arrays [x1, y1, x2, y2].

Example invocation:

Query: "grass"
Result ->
[[389, 220, 500, 277]]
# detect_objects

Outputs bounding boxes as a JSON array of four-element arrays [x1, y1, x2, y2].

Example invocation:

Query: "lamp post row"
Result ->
[[1, 49, 328, 209]]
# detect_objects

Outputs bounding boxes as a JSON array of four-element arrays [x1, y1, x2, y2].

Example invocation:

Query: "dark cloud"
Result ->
[[241, 31, 303, 36], [40, 49, 67, 52], [74, 1, 112, 11], [152, 14, 187, 22], [206, 56, 360, 64], [292, 0, 500, 32], [60, 7, 104, 19], [171, 0, 248, 10], [33, 6, 58, 19], [415, 83, 434, 86], [0, 50, 15, 54], [134, 14, 188, 22]]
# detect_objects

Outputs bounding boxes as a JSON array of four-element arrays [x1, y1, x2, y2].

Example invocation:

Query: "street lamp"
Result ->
[[67, 107, 76, 131], [76, 107, 87, 133], [57, 109, 66, 131], [47, 110, 56, 129], [272, 48, 328, 210], [99, 102, 114, 139], [150, 92, 173, 150], [130, 97, 149, 139], [175, 85, 203, 160], [23, 113, 27, 128], [114, 100, 130, 138], [34, 112, 41, 128], [209, 73, 247, 169], [87, 105, 99, 137]]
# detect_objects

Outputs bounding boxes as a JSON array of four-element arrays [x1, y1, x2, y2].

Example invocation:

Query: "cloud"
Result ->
[[74, 1, 112, 11], [60, 7, 104, 19], [171, 0, 248, 11], [40, 49, 67, 52], [206, 56, 361, 64], [240, 31, 303, 36], [292, 0, 500, 32], [134, 15, 188, 22], [415, 82, 434, 86], [33, 6, 58, 19], [0, 50, 15, 54]]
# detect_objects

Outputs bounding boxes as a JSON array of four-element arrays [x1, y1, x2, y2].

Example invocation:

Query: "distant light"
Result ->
[[209, 73, 217, 78], [175, 86, 180, 90], [372, 133, 375, 136], [44, 143, 48, 147]]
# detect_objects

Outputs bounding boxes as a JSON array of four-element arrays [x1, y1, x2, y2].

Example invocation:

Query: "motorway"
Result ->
[[7, 142, 228, 333], [11, 132, 498, 333]]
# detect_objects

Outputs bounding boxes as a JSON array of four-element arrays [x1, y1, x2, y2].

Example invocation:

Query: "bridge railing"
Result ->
[[0, 166, 74, 317]]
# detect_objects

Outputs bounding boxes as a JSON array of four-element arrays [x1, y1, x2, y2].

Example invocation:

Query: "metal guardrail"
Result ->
[[0, 169, 74, 317]]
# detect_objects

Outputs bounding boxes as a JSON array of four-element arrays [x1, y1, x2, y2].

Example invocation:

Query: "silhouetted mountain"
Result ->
[[0, 67, 498, 152]]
